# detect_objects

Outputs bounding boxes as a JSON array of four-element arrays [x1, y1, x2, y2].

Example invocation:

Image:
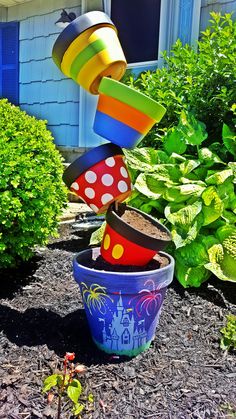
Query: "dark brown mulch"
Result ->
[[0, 223, 235, 419]]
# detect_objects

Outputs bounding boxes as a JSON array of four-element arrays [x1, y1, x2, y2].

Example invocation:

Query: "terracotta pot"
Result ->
[[52, 11, 127, 94], [63, 144, 132, 214], [101, 203, 172, 265], [93, 77, 166, 147], [73, 247, 174, 357]]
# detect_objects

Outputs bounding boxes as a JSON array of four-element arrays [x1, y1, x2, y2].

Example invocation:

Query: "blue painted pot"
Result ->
[[73, 247, 174, 357]]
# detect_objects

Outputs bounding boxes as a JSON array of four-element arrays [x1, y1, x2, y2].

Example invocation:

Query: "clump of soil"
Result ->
[[121, 208, 170, 240], [85, 253, 170, 272]]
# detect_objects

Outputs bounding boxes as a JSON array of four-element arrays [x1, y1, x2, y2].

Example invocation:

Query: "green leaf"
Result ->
[[123, 148, 159, 172], [163, 127, 187, 155], [134, 173, 166, 199], [73, 402, 84, 415], [175, 238, 209, 267], [165, 201, 202, 226], [205, 241, 236, 282], [220, 315, 236, 351], [171, 215, 203, 248], [179, 159, 201, 175], [201, 186, 224, 225], [89, 222, 105, 246], [198, 147, 225, 167], [175, 261, 210, 288], [67, 379, 82, 404], [222, 123, 236, 157], [42, 374, 62, 393], [164, 184, 205, 203], [88, 393, 94, 403], [206, 169, 233, 185]]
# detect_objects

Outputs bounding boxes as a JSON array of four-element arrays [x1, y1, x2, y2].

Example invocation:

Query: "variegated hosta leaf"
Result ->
[[205, 169, 233, 185], [171, 214, 203, 248], [134, 173, 167, 199], [123, 147, 159, 170], [165, 201, 202, 226], [201, 186, 224, 225], [205, 242, 236, 282], [198, 147, 225, 167], [164, 184, 205, 203], [179, 159, 201, 175]]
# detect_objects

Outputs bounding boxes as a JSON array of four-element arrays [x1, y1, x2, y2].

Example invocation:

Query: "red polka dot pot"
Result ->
[[62, 144, 132, 214], [101, 203, 172, 266]]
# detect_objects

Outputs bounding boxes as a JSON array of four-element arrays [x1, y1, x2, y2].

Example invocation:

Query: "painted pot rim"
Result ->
[[106, 203, 172, 251], [52, 11, 115, 68], [73, 247, 175, 279], [63, 143, 123, 188], [98, 77, 166, 121]]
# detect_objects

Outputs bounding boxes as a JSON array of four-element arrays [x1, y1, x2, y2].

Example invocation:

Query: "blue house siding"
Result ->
[[200, 0, 236, 31], [8, 1, 81, 148]]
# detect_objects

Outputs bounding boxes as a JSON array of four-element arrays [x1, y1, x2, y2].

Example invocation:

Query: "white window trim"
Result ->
[[103, 0, 180, 69]]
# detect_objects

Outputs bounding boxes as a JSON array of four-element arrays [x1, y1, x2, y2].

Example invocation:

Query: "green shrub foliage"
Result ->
[[0, 100, 67, 267], [127, 13, 236, 147]]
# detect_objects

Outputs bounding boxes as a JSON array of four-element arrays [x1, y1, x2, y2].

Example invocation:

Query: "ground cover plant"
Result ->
[[0, 99, 67, 268], [220, 314, 236, 351], [126, 12, 236, 147], [43, 351, 93, 417], [123, 111, 236, 288]]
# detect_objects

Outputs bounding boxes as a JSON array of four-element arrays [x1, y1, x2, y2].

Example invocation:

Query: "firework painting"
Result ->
[[129, 278, 168, 317], [81, 282, 113, 315]]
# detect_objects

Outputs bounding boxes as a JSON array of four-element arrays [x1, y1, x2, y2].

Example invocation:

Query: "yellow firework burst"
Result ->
[[81, 282, 113, 315]]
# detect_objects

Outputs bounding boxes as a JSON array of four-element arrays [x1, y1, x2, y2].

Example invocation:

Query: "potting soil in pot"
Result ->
[[121, 209, 170, 240], [83, 253, 169, 272]]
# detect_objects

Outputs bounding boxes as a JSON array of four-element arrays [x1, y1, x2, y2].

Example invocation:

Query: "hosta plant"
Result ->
[[0, 99, 67, 268], [220, 314, 236, 351], [123, 112, 236, 287]]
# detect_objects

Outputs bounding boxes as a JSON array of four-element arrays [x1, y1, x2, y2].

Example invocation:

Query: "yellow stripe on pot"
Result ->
[[61, 24, 112, 77], [70, 38, 107, 81], [75, 29, 126, 94]]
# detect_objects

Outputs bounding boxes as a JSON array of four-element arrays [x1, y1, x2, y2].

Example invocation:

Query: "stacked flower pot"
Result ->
[[53, 11, 174, 357]]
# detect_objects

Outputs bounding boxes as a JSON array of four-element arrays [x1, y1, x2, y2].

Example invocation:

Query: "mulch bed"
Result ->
[[0, 223, 235, 419]]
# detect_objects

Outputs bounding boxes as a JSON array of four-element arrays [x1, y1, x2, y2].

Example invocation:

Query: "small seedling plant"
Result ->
[[42, 352, 93, 418], [220, 314, 236, 351]]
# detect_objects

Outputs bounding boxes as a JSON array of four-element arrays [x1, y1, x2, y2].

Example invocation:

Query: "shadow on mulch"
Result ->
[[0, 304, 128, 365], [0, 255, 42, 300], [171, 275, 236, 308]]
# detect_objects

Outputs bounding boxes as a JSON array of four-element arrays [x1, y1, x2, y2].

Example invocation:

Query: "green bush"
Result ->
[[127, 12, 236, 147], [0, 99, 67, 268]]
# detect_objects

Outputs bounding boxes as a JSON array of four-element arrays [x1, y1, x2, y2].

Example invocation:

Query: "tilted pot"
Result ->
[[101, 203, 172, 265], [73, 247, 175, 357], [93, 77, 166, 148], [52, 11, 127, 94], [63, 144, 132, 214]]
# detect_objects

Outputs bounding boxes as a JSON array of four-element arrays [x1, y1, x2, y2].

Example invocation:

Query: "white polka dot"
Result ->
[[102, 174, 114, 186], [85, 188, 95, 199], [71, 182, 79, 190], [120, 166, 128, 178], [105, 157, 115, 167], [101, 193, 114, 205], [118, 181, 128, 193], [85, 170, 97, 183], [90, 204, 99, 213]]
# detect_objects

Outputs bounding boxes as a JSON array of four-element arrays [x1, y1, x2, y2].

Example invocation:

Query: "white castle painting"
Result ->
[[99, 294, 148, 351]]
